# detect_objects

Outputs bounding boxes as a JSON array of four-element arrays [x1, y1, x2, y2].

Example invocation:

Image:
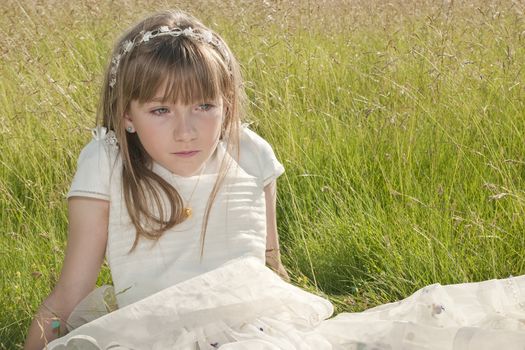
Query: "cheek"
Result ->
[[200, 116, 223, 142], [135, 123, 168, 150]]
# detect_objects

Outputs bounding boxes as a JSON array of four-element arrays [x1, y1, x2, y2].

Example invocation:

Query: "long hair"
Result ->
[[97, 10, 245, 253]]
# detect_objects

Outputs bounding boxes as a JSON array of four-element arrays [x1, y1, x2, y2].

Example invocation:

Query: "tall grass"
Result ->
[[1, 0, 525, 347]]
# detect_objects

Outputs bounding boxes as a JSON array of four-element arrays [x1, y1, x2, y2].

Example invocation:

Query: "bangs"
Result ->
[[129, 38, 228, 104]]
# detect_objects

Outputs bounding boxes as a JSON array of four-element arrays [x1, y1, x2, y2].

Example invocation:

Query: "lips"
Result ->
[[173, 150, 200, 158]]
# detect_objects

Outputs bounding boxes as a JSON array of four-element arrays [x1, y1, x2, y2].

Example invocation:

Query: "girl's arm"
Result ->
[[24, 197, 109, 350], [264, 180, 289, 282]]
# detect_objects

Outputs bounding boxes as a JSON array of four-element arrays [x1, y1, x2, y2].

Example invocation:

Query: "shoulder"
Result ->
[[239, 125, 274, 155], [237, 124, 285, 186], [68, 127, 120, 201], [76, 134, 118, 167]]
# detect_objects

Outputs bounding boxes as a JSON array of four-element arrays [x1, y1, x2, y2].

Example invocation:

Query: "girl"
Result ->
[[25, 9, 525, 350], [24, 9, 288, 349]]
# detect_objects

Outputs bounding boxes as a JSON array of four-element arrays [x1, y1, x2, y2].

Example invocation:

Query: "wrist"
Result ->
[[265, 250, 281, 263]]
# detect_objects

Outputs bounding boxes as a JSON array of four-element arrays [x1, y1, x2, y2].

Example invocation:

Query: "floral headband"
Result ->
[[109, 26, 229, 88]]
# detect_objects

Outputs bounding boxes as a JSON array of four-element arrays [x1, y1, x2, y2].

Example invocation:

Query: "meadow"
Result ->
[[1, 0, 525, 347]]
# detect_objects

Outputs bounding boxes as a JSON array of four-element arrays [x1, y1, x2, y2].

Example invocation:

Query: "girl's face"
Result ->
[[124, 92, 224, 177]]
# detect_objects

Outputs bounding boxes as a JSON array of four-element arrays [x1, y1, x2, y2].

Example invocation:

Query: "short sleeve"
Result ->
[[238, 125, 285, 186], [67, 137, 117, 201]]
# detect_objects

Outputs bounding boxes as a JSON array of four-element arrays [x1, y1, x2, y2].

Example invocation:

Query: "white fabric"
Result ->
[[67, 135, 116, 200], [238, 126, 285, 187], [66, 285, 116, 331], [49, 258, 525, 349]]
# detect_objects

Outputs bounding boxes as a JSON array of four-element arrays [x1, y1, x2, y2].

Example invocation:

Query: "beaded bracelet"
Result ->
[[51, 318, 61, 336]]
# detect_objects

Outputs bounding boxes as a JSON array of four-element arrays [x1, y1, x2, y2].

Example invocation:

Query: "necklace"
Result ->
[[174, 167, 204, 219]]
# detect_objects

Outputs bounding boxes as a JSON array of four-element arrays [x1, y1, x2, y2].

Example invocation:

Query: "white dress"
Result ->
[[48, 127, 525, 349]]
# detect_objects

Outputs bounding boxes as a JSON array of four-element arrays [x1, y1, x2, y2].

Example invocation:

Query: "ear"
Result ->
[[123, 113, 135, 132]]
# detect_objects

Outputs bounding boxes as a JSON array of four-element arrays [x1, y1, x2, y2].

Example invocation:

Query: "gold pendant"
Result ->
[[183, 207, 192, 218]]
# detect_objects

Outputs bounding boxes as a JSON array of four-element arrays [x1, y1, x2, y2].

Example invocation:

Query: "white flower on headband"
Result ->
[[202, 30, 213, 43], [159, 26, 170, 33], [109, 54, 122, 87], [142, 31, 153, 42], [182, 27, 194, 36], [122, 40, 133, 53]]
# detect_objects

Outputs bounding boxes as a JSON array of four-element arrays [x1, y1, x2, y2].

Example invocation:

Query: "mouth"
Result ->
[[173, 150, 200, 158]]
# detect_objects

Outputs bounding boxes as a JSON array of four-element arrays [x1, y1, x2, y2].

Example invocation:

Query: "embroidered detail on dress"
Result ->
[[210, 342, 219, 348], [92, 126, 118, 147], [431, 303, 445, 316]]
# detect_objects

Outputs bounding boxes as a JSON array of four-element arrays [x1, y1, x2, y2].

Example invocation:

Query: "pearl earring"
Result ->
[[126, 126, 134, 133]]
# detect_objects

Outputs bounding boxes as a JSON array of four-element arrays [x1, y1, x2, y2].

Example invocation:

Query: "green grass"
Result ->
[[2, 0, 525, 347]]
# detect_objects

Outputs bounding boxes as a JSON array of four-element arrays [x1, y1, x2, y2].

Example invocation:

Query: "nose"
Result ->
[[173, 110, 196, 142]]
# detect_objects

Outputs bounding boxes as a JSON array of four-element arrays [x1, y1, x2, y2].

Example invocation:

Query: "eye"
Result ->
[[196, 103, 214, 112], [151, 107, 169, 116]]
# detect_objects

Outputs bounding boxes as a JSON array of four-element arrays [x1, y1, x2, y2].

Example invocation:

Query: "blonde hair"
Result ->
[[97, 10, 244, 253]]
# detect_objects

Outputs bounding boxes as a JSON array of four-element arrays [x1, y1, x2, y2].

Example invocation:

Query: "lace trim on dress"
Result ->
[[92, 126, 118, 147]]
